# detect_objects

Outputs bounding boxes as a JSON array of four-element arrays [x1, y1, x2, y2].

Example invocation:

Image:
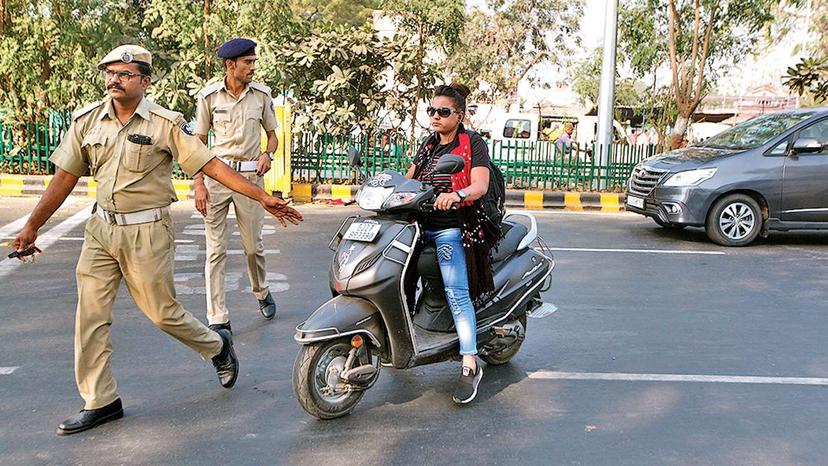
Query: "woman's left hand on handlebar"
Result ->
[[434, 192, 461, 210]]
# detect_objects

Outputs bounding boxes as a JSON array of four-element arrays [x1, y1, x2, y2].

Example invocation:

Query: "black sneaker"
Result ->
[[211, 329, 238, 388], [452, 364, 483, 404], [208, 322, 232, 334]]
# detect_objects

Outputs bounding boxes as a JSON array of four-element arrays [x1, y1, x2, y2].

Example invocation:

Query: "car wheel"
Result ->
[[653, 217, 687, 230], [705, 194, 762, 246]]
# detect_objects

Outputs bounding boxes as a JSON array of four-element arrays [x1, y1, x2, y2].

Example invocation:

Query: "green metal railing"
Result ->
[[291, 132, 660, 192], [0, 112, 72, 175], [0, 113, 203, 179], [0, 117, 661, 191], [291, 131, 414, 183]]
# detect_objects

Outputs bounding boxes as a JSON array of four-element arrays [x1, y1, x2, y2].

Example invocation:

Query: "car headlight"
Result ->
[[662, 168, 717, 187], [382, 192, 418, 209], [357, 186, 393, 210]]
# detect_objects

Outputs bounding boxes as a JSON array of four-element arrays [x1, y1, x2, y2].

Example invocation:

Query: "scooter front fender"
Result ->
[[294, 295, 387, 350]]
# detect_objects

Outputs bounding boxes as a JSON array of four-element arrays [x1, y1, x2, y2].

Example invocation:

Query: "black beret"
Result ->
[[217, 38, 257, 59]]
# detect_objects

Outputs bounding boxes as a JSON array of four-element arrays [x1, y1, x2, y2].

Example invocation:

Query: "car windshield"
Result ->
[[699, 112, 819, 150]]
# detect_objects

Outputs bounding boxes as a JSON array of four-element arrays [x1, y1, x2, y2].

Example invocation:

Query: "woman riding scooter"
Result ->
[[405, 82, 501, 404]]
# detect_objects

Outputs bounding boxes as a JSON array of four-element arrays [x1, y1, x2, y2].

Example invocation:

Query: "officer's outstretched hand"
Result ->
[[11, 226, 38, 261], [194, 182, 211, 217], [261, 196, 303, 227]]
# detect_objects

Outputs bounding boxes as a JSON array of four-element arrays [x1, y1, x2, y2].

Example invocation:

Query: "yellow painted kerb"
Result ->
[[564, 192, 583, 211], [292, 183, 312, 202], [600, 193, 621, 212], [0, 175, 24, 196], [524, 191, 544, 209], [173, 180, 192, 200], [331, 185, 352, 202], [86, 180, 97, 198]]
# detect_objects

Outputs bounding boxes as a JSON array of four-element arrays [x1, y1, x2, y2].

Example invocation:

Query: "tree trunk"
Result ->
[[670, 115, 690, 149], [409, 18, 424, 156], [203, 0, 211, 78]]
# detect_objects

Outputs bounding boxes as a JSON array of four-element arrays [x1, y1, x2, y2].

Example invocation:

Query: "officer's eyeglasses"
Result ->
[[426, 107, 459, 118], [102, 69, 146, 81]]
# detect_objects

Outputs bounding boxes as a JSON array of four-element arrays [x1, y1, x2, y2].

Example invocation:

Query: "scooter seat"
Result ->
[[491, 221, 529, 263]]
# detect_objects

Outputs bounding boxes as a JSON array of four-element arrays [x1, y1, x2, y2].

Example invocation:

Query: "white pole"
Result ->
[[596, 0, 618, 189]]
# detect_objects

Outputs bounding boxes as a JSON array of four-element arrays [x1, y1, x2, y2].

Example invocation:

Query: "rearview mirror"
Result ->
[[434, 154, 465, 175], [791, 138, 824, 155], [348, 146, 362, 167]]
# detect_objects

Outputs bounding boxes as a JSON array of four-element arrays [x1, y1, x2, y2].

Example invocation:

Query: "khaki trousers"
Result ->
[[74, 212, 223, 409], [204, 173, 268, 325]]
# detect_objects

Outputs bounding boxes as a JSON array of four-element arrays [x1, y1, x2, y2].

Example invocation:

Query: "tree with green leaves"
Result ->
[[783, 0, 827, 104], [379, 0, 464, 140], [570, 49, 647, 110], [619, 0, 785, 148], [449, 0, 583, 105]]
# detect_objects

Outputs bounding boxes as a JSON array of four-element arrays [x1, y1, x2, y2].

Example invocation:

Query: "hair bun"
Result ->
[[449, 82, 471, 99]]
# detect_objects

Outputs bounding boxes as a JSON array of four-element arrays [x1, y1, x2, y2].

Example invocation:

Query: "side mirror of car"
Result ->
[[348, 146, 362, 167], [433, 154, 465, 175], [791, 138, 824, 155]]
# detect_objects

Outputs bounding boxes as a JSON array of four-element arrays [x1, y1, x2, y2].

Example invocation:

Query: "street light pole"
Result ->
[[596, 0, 619, 189]]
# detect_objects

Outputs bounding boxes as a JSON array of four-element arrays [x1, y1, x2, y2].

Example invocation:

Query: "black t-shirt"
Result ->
[[416, 130, 491, 230]]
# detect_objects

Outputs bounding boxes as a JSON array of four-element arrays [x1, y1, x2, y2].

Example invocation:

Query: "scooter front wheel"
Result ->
[[293, 338, 367, 419]]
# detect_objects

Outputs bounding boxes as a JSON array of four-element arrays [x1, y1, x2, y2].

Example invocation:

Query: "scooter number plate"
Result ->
[[342, 222, 382, 242]]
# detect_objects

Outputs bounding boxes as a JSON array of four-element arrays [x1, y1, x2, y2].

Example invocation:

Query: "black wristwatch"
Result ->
[[456, 189, 468, 201]]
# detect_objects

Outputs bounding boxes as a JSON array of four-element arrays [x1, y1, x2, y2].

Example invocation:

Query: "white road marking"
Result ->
[[0, 214, 31, 239], [0, 204, 93, 279], [537, 246, 725, 255], [528, 371, 828, 386], [174, 272, 290, 295], [175, 247, 280, 261], [0, 366, 19, 375]]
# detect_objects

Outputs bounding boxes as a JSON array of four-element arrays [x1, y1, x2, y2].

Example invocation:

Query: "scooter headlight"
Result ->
[[357, 186, 393, 210], [382, 192, 418, 209]]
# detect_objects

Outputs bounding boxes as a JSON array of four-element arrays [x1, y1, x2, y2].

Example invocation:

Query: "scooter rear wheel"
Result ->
[[480, 314, 527, 365], [293, 338, 366, 420]]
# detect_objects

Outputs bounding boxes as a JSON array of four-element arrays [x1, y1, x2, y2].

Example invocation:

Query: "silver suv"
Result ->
[[626, 108, 828, 246]]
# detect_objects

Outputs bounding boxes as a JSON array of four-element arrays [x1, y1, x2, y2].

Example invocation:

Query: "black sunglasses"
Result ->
[[426, 106, 459, 118]]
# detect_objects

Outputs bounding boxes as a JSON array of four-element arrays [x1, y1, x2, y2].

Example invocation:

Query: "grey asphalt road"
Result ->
[[1, 198, 828, 465]]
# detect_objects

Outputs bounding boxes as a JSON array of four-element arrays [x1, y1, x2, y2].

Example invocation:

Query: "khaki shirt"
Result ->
[[50, 97, 215, 213], [194, 80, 278, 161]]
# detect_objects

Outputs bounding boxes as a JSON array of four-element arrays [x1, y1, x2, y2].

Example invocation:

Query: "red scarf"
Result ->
[[448, 132, 474, 208]]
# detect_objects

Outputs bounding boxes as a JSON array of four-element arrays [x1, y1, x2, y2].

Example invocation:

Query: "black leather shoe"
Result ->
[[258, 291, 276, 320], [211, 329, 238, 388], [208, 322, 232, 334], [56, 398, 123, 435]]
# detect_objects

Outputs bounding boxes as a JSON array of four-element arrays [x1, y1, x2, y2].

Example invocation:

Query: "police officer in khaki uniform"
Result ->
[[10, 45, 302, 435], [193, 38, 279, 331]]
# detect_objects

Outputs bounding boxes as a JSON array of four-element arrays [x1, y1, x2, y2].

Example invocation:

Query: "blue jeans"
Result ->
[[423, 228, 477, 355]]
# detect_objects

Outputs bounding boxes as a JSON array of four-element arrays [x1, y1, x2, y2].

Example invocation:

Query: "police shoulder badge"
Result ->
[[178, 119, 193, 136], [121, 52, 133, 63]]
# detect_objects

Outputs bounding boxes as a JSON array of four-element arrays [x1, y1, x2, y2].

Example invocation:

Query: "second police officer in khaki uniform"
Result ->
[[11, 45, 303, 435], [193, 38, 279, 332]]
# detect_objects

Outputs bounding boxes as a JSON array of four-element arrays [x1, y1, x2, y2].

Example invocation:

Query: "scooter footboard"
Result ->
[[294, 296, 387, 350]]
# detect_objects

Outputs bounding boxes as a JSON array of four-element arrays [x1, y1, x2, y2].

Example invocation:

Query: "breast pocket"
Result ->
[[212, 108, 234, 136], [245, 104, 263, 123], [122, 138, 164, 173], [81, 132, 108, 173]]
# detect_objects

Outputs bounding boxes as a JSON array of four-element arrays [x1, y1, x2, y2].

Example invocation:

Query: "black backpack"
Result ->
[[481, 161, 506, 225]]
